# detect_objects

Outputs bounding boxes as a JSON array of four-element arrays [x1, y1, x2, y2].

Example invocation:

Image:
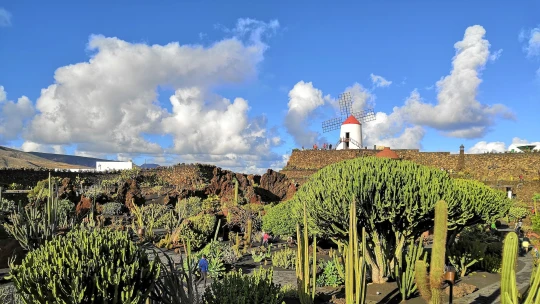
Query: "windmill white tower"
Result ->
[[336, 115, 362, 150], [321, 92, 376, 150]]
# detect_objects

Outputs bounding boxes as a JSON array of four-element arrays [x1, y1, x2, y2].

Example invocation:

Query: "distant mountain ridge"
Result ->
[[0, 146, 88, 169], [28, 151, 114, 168]]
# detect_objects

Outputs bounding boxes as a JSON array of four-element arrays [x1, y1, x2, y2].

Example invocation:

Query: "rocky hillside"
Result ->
[[0, 146, 87, 169], [144, 164, 298, 205]]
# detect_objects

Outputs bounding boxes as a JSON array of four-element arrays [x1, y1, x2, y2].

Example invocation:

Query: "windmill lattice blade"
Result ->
[[352, 108, 376, 123], [322, 117, 342, 133], [338, 92, 353, 117]]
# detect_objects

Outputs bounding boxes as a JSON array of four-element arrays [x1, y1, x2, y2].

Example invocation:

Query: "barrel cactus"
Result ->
[[8, 227, 160, 303]]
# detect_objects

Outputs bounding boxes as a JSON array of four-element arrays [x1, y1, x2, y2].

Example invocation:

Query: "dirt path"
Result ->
[[455, 254, 533, 304]]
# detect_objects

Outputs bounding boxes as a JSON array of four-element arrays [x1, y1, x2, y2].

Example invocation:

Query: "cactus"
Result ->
[[414, 200, 448, 304], [500, 232, 540, 304], [234, 177, 239, 205], [150, 239, 199, 304], [345, 198, 367, 304], [8, 227, 160, 303], [213, 218, 221, 241], [3, 172, 62, 251], [396, 239, 426, 301], [296, 200, 316, 304], [246, 218, 252, 246]]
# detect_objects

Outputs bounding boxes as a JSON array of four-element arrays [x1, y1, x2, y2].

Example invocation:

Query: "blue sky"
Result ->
[[0, 1, 539, 173]]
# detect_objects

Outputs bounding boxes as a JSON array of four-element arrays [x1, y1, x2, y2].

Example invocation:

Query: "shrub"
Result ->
[[202, 267, 284, 304], [271, 248, 296, 269], [175, 197, 204, 218], [478, 254, 502, 273], [262, 201, 296, 237], [8, 227, 160, 303], [507, 203, 530, 222], [532, 215, 540, 233], [316, 260, 344, 287], [172, 213, 216, 250], [101, 202, 125, 215]]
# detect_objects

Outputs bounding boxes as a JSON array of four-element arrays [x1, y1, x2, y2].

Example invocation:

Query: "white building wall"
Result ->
[[336, 123, 362, 150], [96, 161, 133, 172]]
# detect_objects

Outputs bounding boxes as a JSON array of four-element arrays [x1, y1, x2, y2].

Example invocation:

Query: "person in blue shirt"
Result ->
[[197, 255, 209, 287]]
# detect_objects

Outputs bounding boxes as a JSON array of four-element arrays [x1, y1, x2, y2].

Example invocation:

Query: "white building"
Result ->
[[336, 115, 363, 150], [96, 161, 133, 172], [508, 143, 540, 152]]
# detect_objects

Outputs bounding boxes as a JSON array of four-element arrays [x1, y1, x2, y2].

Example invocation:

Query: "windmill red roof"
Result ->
[[342, 115, 361, 125]]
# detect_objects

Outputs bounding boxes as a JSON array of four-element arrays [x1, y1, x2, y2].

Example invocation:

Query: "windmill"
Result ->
[[321, 92, 376, 150]]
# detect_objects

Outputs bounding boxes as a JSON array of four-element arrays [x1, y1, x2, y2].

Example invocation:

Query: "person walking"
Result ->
[[197, 255, 209, 287], [262, 231, 270, 247]]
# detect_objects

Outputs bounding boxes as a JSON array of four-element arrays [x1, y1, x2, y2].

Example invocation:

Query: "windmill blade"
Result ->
[[338, 92, 353, 117], [322, 117, 342, 133], [352, 107, 376, 123]]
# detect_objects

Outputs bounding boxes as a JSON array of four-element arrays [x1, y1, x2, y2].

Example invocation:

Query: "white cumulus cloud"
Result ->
[[284, 81, 328, 147], [284, 25, 512, 150], [520, 26, 540, 78], [370, 73, 392, 88], [468, 137, 540, 153], [11, 18, 283, 173], [398, 25, 514, 138], [0, 86, 35, 143]]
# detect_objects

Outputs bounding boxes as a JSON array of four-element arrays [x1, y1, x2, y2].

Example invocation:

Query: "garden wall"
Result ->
[[281, 148, 540, 202]]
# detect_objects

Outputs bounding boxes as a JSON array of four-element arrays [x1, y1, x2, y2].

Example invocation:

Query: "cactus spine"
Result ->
[[500, 231, 540, 304], [345, 199, 367, 304], [296, 200, 316, 304], [415, 200, 448, 304]]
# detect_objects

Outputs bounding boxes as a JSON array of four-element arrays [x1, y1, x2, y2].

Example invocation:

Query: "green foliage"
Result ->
[[27, 177, 62, 200], [272, 248, 296, 269], [500, 231, 540, 304], [8, 227, 160, 304], [280, 284, 298, 299], [448, 236, 487, 277], [532, 215, 540, 233], [149, 241, 199, 304], [3, 174, 65, 251], [296, 200, 317, 304], [101, 202, 125, 215], [289, 157, 511, 283], [8, 183, 23, 190], [262, 201, 296, 237], [316, 260, 344, 287], [478, 254, 502, 273], [131, 203, 176, 239], [507, 203, 530, 222], [175, 196, 204, 218], [415, 200, 448, 304], [395, 240, 426, 301], [344, 199, 367, 304], [202, 267, 284, 304], [173, 213, 216, 250]]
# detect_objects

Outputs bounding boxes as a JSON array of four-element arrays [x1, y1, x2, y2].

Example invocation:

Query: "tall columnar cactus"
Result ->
[[296, 200, 316, 304], [345, 199, 367, 304], [396, 239, 426, 301], [234, 178, 239, 205], [415, 200, 448, 304], [500, 232, 540, 304], [3, 172, 61, 251]]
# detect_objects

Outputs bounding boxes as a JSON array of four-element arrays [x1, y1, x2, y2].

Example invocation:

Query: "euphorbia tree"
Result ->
[[289, 157, 511, 284]]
